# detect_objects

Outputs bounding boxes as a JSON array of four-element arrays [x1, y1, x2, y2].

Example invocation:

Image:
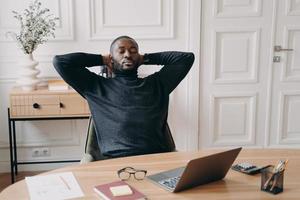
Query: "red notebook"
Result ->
[[93, 180, 146, 200]]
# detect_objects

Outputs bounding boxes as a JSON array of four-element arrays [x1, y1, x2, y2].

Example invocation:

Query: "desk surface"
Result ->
[[1, 149, 299, 199]]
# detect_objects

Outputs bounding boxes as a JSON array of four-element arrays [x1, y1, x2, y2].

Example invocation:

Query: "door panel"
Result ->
[[201, 0, 300, 148], [281, 27, 300, 81], [269, 0, 300, 147], [209, 93, 257, 146], [200, 0, 274, 148], [212, 27, 260, 83]]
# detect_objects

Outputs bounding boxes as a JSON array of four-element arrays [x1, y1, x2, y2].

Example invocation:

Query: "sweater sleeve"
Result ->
[[145, 51, 195, 94], [52, 52, 104, 97]]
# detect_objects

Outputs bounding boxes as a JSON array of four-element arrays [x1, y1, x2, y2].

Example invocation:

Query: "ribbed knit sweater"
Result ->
[[53, 51, 194, 158]]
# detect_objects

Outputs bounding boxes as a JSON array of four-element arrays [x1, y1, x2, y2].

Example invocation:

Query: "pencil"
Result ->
[[263, 160, 288, 191], [60, 175, 71, 190]]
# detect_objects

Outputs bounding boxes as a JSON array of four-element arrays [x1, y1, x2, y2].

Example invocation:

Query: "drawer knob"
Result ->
[[32, 103, 40, 109], [59, 103, 64, 108]]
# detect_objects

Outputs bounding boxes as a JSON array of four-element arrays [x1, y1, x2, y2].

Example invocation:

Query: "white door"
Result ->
[[268, 0, 300, 147], [199, 0, 300, 148]]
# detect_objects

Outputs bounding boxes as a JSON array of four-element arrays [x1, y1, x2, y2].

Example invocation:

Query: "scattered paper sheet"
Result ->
[[25, 171, 84, 200]]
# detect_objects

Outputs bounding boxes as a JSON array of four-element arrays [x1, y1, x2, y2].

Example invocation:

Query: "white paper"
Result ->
[[25, 172, 84, 200]]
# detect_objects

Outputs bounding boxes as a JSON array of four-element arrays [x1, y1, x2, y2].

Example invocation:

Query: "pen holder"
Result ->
[[261, 166, 284, 194]]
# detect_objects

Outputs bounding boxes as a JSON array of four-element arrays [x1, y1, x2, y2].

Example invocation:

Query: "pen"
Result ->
[[270, 173, 278, 191], [263, 160, 288, 190], [270, 160, 288, 192]]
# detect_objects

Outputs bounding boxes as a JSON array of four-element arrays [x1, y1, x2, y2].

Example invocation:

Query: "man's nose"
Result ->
[[124, 50, 131, 58]]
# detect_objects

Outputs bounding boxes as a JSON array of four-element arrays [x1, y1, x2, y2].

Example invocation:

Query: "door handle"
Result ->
[[274, 46, 293, 52]]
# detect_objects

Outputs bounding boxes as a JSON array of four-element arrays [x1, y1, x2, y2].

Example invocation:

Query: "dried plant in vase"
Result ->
[[6, 0, 59, 91]]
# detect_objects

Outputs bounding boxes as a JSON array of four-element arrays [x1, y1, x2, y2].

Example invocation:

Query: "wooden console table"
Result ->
[[7, 87, 90, 183]]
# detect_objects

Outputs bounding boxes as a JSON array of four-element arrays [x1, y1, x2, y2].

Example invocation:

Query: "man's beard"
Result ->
[[112, 61, 138, 74]]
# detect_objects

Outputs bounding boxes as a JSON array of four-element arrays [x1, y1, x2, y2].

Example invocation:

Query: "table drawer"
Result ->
[[9, 89, 90, 118], [33, 95, 59, 105], [60, 94, 87, 115], [11, 95, 33, 106], [34, 104, 61, 116], [11, 95, 59, 106]]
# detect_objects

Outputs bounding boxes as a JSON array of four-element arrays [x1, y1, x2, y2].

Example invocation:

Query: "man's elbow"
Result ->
[[187, 52, 195, 66], [52, 55, 63, 70]]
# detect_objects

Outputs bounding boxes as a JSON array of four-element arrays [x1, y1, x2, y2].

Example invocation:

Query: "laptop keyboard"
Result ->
[[158, 176, 181, 190]]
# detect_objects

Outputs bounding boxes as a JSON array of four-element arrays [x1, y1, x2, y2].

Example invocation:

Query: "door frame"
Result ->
[[186, 0, 201, 150]]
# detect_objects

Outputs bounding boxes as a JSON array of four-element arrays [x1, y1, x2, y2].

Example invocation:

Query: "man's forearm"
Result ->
[[52, 52, 104, 96], [53, 52, 104, 69], [143, 51, 194, 66], [143, 51, 195, 94]]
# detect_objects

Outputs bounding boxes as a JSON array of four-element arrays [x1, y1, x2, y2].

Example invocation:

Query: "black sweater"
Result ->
[[53, 51, 195, 158]]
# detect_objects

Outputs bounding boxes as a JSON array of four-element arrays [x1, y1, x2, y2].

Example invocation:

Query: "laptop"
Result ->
[[147, 147, 242, 192]]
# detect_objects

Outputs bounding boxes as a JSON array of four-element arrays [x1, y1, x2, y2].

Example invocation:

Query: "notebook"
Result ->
[[147, 147, 242, 192], [93, 180, 146, 200]]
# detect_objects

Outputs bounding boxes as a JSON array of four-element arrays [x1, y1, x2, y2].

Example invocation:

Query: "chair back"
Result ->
[[164, 122, 176, 152], [84, 118, 105, 161], [84, 117, 176, 161]]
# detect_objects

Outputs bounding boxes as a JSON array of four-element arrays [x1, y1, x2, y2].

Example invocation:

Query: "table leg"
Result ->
[[12, 120, 18, 175], [7, 108, 15, 183]]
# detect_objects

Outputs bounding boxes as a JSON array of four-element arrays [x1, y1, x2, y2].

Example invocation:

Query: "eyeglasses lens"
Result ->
[[119, 171, 130, 180], [134, 171, 146, 180]]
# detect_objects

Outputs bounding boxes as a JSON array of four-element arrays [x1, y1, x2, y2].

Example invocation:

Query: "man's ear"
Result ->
[[109, 54, 113, 64], [107, 54, 113, 75]]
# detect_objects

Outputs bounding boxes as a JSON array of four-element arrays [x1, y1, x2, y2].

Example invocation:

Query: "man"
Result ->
[[53, 36, 195, 159]]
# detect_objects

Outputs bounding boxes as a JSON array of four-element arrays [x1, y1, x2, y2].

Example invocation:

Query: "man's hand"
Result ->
[[102, 54, 111, 66], [102, 54, 113, 76], [138, 54, 144, 67]]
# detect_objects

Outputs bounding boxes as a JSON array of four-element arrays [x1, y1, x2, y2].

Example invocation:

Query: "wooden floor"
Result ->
[[0, 171, 42, 192]]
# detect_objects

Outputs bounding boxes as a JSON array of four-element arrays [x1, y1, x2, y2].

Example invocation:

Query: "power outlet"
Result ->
[[32, 147, 51, 157], [32, 148, 40, 157], [41, 147, 50, 157]]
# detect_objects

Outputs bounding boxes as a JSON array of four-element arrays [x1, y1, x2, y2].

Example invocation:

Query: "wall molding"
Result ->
[[88, 0, 174, 40], [0, 0, 74, 42]]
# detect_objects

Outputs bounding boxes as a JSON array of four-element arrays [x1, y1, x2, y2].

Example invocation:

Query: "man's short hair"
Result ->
[[110, 36, 139, 54]]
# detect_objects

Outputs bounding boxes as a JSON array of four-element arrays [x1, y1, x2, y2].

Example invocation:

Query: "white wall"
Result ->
[[0, 0, 200, 172]]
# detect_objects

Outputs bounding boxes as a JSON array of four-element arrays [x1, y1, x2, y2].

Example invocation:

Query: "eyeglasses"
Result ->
[[117, 167, 147, 180]]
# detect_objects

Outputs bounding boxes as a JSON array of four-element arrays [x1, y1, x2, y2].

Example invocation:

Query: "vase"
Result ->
[[16, 53, 40, 91]]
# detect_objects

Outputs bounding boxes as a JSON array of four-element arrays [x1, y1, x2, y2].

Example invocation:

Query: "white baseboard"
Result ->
[[0, 161, 79, 173]]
